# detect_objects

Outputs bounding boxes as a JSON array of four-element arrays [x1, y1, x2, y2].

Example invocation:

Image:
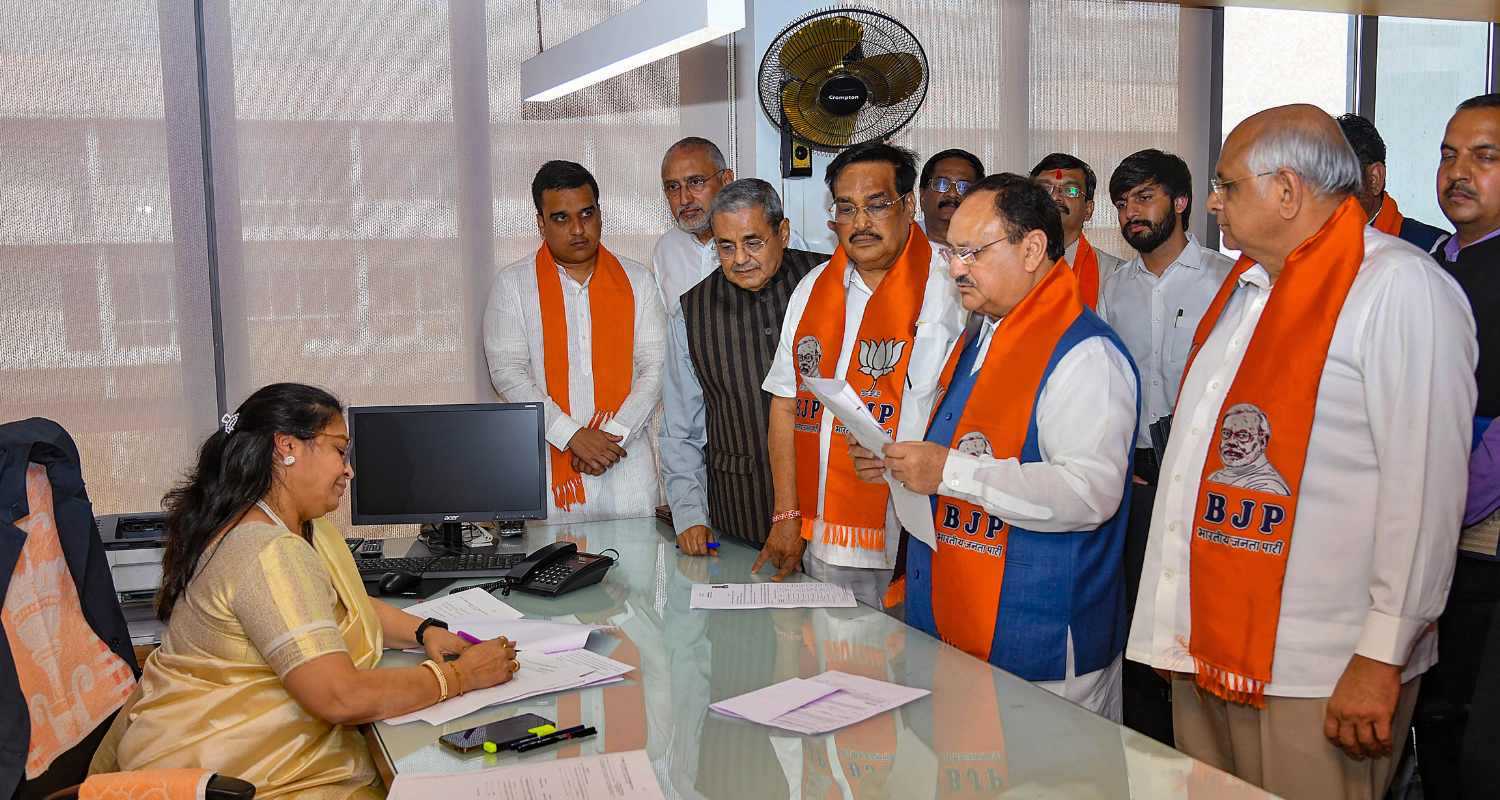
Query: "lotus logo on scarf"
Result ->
[[857, 338, 906, 395]]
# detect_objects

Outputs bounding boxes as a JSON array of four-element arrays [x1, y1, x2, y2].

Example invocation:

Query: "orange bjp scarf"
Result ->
[[1183, 197, 1366, 707], [1370, 192, 1404, 237], [924, 262, 1083, 660], [535, 244, 635, 511], [1072, 232, 1102, 309], [791, 223, 932, 551]]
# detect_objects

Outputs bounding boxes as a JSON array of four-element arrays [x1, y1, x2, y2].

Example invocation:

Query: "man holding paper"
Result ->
[[758, 142, 966, 605], [852, 174, 1139, 719]]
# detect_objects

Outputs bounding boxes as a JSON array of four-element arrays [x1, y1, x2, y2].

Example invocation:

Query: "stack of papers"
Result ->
[[404, 618, 607, 656], [388, 749, 664, 800], [401, 587, 525, 622], [690, 581, 857, 610], [386, 648, 634, 726], [711, 671, 929, 735]]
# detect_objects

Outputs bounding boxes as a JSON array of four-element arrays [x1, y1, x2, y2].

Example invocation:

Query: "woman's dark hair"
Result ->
[[156, 382, 343, 621]]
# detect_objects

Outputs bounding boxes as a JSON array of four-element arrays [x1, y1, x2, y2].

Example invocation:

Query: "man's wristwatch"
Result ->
[[415, 617, 448, 645]]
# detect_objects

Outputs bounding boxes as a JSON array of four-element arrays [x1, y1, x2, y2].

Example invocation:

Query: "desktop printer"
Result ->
[[100, 511, 168, 604]]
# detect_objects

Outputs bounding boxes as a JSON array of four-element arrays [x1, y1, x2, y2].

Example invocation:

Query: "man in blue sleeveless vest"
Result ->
[[850, 174, 1139, 719]]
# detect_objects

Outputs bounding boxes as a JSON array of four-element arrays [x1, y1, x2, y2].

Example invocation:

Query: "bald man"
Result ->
[[1128, 105, 1476, 800]]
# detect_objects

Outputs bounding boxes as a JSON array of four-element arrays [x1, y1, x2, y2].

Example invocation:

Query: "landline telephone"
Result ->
[[498, 540, 614, 597]]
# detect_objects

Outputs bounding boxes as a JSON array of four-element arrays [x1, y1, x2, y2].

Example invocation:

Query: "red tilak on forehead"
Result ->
[[1054, 169, 1063, 180]]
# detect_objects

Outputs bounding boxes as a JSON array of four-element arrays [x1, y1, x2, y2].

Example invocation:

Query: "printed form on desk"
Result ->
[[387, 749, 664, 800], [690, 581, 857, 609], [711, 671, 929, 735], [401, 587, 524, 621]]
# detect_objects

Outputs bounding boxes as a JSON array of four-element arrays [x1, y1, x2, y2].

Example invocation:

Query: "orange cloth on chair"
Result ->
[[2, 464, 135, 778], [1184, 197, 1366, 707], [79, 768, 212, 800], [790, 223, 932, 551], [535, 243, 636, 511]]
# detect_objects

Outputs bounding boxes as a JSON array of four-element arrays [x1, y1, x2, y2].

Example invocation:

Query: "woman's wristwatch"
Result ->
[[415, 617, 448, 645]]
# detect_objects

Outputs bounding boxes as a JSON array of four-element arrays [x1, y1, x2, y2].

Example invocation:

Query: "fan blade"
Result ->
[[782, 82, 856, 148], [780, 15, 865, 84], [845, 53, 924, 107]]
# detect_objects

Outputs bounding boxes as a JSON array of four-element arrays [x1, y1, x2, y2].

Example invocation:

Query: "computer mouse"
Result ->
[[378, 570, 423, 596]]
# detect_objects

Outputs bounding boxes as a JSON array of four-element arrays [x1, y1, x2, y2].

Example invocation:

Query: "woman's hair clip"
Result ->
[[221, 412, 240, 435]]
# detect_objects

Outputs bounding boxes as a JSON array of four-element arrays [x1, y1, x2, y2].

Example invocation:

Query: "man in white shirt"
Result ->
[[1030, 153, 1124, 309], [849, 173, 1139, 719], [916, 148, 984, 247], [1127, 105, 1476, 800], [483, 160, 666, 523], [651, 137, 809, 317], [757, 142, 965, 606], [1100, 148, 1234, 743], [650, 137, 733, 317]]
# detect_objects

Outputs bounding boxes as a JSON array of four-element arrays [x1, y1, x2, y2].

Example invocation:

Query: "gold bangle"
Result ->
[[420, 659, 449, 701], [449, 661, 466, 696]]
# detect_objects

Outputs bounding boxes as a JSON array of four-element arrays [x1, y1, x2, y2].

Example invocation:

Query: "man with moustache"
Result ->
[[1336, 114, 1449, 252], [483, 160, 666, 523], [1129, 105, 1474, 799], [659, 179, 825, 554], [652, 137, 805, 316], [1100, 148, 1233, 743], [1416, 92, 1500, 799], [850, 173, 1139, 718], [917, 148, 984, 247], [1031, 153, 1124, 309], [758, 142, 965, 605]]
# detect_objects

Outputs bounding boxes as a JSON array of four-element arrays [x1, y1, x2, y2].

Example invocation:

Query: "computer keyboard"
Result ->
[[356, 552, 524, 581]]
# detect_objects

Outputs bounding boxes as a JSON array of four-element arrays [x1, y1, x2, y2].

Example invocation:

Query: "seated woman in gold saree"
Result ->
[[91, 383, 519, 799]]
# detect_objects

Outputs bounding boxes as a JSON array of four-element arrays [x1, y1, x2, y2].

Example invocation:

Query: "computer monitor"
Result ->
[[348, 402, 547, 548]]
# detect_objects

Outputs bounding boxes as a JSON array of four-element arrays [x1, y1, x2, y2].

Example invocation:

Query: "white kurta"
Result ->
[[482, 251, 667, 524], [1127, 228, 1476, 697], [762, 250, 967, 570]]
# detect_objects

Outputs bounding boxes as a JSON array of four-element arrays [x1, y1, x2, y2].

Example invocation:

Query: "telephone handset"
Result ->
[[501, 540, 614, 597]]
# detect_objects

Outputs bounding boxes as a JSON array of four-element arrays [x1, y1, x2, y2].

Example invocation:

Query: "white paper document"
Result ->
[[388, 749, 664, 800], [801, 376, 892, 453], [401, 587, 524, 622], [405, 618, 605, 655], [799, 376, 937, 549], [690, 581, 857, 610], [710, 671, 929, 735], [385, 648, 634, 725]]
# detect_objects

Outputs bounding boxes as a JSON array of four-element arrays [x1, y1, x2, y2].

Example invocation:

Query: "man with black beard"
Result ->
[[1099, 148, 1233, 745]]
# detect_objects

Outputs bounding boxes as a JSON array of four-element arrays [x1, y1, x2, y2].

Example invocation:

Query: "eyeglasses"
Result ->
[[662, 170, 726, 195], [316, 433, 351, 465], [828, 194, 910, 224], [1209, 172, 1275, 196], [938, 237, 1008, 266], [926, 177, 973, 195], [1038, 183, 1083, 200], [716, 238, 767, 258]]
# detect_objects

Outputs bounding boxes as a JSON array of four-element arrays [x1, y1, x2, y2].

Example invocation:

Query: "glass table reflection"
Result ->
[[369, 518, 1271, 798]]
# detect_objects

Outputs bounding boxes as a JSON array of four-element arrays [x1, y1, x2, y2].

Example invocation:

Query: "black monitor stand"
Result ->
[[433, 522, 467, 553]]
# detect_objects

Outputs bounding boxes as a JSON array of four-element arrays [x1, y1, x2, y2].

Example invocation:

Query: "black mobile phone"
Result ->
[[437, 713, 553, 754]]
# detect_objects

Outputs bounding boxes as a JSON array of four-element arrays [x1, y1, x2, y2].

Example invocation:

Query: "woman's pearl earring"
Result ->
[[283, 455, 296, 466]]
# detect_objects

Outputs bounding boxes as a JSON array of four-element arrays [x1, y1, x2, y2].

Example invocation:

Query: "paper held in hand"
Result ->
[[710, 671, 930, 735], [800, 376, 936, 549]]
